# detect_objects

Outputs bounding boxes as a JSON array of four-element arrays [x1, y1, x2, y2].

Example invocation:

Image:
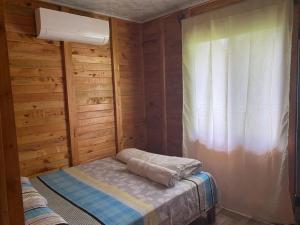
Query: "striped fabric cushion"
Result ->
[[23, 191, 48, 211], [25, 207, 68, 225], [21, 177, 31, 185], [22, 181, 48, 211], [21, 177, 68, 225]]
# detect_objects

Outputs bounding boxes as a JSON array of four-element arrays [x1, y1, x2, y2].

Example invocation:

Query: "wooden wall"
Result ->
[[70, 22, 116, 164], [289, 1, 300, 209], [111, 19, 146, 151], [142, 13, 182, 156], [4, 0, 69, 176], [0, 0, 24, 223], [143, 19, 164, 154], [70, 41, 116, 164], [1, 0, 245, 178], [2, 0, 145, 176], [164, 14, 183, 157]]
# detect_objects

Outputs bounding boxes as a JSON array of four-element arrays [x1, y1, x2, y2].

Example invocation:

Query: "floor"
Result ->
[[190, 208, 268, 225], [214, 208, 267, 225]]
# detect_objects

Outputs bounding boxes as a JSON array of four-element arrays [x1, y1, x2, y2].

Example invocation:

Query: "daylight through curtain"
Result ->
[[182, 0, 294, 223]]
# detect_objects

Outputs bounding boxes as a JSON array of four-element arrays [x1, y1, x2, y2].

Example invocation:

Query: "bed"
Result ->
[[30, 157, 217, 225]]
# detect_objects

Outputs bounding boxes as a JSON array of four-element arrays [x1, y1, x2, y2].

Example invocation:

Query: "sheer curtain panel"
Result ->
[[182, 0, 294, 223]]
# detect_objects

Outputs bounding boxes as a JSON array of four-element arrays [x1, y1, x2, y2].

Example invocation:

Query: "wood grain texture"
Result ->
[[2, 0, 146, 175], [3, 0, 113, 174], [62, 41, 79, 166], [0, 0, 24, 223], [142, 14, 182, 156], [4, 0, 69, 176], [143, 19, 164, 154], [160, 20, 167, 155], [289, 1, 299, 209], [71, 39, 116, 163], [110, 18, 123, 152], [163, 13, 183, 157], [112, 18, 146, 151], [295, 6, 300, 223]]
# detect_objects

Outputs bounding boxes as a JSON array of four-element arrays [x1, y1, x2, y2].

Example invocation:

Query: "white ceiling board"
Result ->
[[42, 0, 208, 23]]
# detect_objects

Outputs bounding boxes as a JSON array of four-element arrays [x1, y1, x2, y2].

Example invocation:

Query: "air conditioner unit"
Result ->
[[35, 8, 110, 45]]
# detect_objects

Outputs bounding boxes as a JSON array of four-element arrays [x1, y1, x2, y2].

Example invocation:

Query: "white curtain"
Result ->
[[182, 0, 294, 223]]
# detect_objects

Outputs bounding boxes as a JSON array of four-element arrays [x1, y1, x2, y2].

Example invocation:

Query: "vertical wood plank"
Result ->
[[160, 20, 167, 154], [110, 18, 123, 152], [112, 20, 146, 150], [139, 23, 147, 148], [0, 0, 24, 223], [61, 6, 116, 163], [164, 13, 183, 157], [0, 111, 9, 225], [289, 2, 299, 203], [143, 20, 164, 153], [62, 41, 79, 166], [60, 6, 78, 166]]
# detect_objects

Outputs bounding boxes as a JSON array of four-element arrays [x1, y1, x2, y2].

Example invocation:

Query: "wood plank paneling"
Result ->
[[2, 0, 145, 176], [0, 0, 24, 223], [62, 42, 78, 166], [143, 19, 164, 154], [164, 13, 183, 157], [112, 19, 146, 151], [289, 1, 299, 210], [71, 39, 116, 163], [4, 0, 69, 176], [142, 15, 182, 156], [110, 18, 123, 152]]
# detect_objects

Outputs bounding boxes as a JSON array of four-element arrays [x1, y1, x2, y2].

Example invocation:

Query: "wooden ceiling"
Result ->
[[42, 0, 208, 22]]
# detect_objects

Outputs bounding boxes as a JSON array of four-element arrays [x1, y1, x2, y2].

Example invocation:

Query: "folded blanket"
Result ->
[[117, 148, 202, 178], [127, 158, 178, 187]]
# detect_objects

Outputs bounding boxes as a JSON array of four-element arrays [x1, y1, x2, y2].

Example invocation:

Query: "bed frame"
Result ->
[[207, 207, 216, 224], [190, 207, 216, 225]]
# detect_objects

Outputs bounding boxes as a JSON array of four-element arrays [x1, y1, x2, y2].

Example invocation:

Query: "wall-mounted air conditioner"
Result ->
[[35, 8, 110, 45]]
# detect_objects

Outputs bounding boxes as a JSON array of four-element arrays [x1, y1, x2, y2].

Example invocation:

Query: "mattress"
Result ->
[[31, 157, 217, 225]]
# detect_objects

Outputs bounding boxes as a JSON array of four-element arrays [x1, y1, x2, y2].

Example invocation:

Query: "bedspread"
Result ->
[[37, 157, 217, 225]]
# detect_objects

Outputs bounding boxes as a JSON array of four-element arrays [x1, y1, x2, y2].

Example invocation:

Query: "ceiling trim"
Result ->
[[41, 0, 208, 23]]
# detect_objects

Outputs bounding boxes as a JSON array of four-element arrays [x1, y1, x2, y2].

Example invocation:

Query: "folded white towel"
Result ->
[[127, 158, 178, 187], [117, 148, 202, 178]]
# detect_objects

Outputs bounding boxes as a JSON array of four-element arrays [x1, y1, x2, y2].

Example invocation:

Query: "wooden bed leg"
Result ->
[[207, 207, 216, 224]]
